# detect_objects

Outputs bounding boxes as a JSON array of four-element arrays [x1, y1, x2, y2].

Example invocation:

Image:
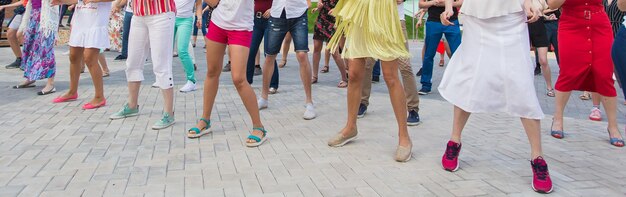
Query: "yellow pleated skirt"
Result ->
[[328, 0, 410, 61]]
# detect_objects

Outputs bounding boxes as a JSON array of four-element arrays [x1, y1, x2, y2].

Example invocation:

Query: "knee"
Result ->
[[296, 52, 308, 62], [383, 75, 399, 86], [206, 67, 220, 78], [348, 70, 364, 82], [232, 76, 248, 88]]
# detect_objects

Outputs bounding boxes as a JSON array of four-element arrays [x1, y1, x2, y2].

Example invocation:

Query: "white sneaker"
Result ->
[[258, 98, 268, 110], [152, 82, 159, 88], [179, 80, 197, 92], [303, 103, 317, 120]]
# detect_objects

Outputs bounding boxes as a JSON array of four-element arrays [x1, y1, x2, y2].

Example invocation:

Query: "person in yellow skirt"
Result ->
[[326, 0, 413, 162]]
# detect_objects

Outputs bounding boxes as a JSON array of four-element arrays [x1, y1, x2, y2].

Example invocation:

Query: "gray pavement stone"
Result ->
[[1, 38, 626, 197]]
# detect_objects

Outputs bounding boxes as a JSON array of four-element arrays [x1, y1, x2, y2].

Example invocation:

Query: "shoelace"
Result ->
[[161, 115, 170, 123], [445, 144, 460, 160], [532, 161, 549, 180]]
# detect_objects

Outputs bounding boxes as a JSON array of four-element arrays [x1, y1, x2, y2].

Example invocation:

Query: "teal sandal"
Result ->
[[187, 118, 211, 138], [246, 127, 268, 147]]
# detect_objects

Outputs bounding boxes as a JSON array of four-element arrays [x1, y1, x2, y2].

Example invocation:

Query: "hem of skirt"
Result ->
[[554, 87, 617, 97], [439, 88, 545, 120]]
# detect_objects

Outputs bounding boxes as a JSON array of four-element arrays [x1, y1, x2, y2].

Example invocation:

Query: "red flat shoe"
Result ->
[[52, 94, 78, 103], [82, 99, 106, 110]]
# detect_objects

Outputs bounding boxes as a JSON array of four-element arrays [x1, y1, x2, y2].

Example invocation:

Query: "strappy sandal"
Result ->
[[321, 66, 329, 73], [607, 129, 625, 147], [187, 118, 212, 138], [337, 81, 348, 88], [246, 127, 268, 147], [550, 119, 564, 139], [546, 89, 555, 97], [579, 92, 591, 100], [312, 76, 318, 84]]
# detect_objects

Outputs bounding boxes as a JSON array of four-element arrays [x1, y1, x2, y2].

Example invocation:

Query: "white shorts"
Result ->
[[8, 14, 22, 30]]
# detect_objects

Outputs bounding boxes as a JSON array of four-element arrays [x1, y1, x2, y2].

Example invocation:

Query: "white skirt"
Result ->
[[438, 12, 544, 120], [68, 26, 111, 49]]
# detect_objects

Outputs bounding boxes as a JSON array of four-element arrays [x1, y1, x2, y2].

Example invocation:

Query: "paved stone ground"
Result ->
[[1, 39, 625, 197]]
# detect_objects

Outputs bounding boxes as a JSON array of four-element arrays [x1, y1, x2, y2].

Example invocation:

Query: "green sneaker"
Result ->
[[109, 104, 139, 120], [152, 112, 175, 130]]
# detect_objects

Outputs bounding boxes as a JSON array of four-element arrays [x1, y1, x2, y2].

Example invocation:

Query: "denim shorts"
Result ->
[[265, 12, 309, 55]]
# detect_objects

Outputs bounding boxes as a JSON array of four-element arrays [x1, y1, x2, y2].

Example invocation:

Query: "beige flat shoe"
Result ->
[[394, 141, 413, 162], [328, 128, 358, 147]]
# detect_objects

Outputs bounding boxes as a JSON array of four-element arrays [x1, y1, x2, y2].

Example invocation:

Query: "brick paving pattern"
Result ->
[[0, 40, 625, 196]]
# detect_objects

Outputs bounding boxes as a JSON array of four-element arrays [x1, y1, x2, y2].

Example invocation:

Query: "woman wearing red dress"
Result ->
[[548, 0, 624, 147]]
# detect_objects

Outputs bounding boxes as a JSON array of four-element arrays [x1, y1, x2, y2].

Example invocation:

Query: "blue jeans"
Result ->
[[420, 20, 462, 91], [247, 17, 279, 89], [265, 12, 310, 55], [193, 3, 208, 36], [121, 11, 133, 57], [373, 60, 381, 78], [612, 26, 626, 98]]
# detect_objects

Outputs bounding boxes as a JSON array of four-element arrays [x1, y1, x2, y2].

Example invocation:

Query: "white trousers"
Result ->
[[125, 12, 176, 89]]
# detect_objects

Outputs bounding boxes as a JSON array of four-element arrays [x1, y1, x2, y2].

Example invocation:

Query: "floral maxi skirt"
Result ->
[[22, 7, 56, 81]]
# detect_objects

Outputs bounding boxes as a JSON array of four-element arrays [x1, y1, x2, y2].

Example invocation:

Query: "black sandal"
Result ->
[[12, 82, 36, 89], [37, 87, 56, 95]]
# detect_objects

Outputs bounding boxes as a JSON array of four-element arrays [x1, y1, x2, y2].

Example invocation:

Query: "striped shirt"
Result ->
[[133, 0, 177, 16], [604, 0, 626, 36]]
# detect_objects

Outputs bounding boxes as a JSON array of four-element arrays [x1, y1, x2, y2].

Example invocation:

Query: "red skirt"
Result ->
[[555, 6, 616, 97]]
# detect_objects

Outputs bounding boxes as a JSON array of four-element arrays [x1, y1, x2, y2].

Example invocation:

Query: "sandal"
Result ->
[[439, 59, 445, 67], [37, 87, 56, 95], [579, 92, 591, 100], [337, 81, 348, 88], [278, 59, 287, 68], [607, 129, 625, 147], [312, 76, 318, 84], [187, 118, 212, 138], [546, 89, 555, 97], [321, 66, 329, 73], [550, 119, 564, 139], [12, 82, 36, 89], [103, 72, 110, 77], [246, 127, 268, 147]]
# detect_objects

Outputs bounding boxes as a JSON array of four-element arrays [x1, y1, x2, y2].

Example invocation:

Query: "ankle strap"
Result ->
[[253, 127, 267, 134], [200, 118, 211, 126]]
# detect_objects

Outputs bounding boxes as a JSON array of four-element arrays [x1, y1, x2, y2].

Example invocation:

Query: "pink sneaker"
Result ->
[[589, 108, 602, 121], [531, 156, 553, 193], [442, 140, 461, 172]]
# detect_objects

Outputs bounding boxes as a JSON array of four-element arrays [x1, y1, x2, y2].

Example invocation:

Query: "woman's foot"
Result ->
[[607, 128, 624, 147], [337, 81, 347, 88], [13, 80, 36, 89], [328, 127, 358, 147], [188, 118, 211, 138], [37, 85, 56, 95], [246, 127, 267, 146], [531, 156, 553, 193], [550, 119, 565, 139], [83, 98, 107, 110], [442, 140, 462, 171], [438, 59, 445, 67], [321, 66, 329, 73], [103, 71, 110, 77], [546, 88, 555, 97], [395, 139, 412, 162], [312, 76, 318, 84], [588, 107, 602, 121], [278, 59, 287, 68], [53, 92, 79, 103]]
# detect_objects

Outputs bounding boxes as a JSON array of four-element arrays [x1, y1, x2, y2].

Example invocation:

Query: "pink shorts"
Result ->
[[206, 21, 252, 47]]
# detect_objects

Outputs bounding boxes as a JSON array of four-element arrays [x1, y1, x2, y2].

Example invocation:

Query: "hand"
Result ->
[[415, 19, 423, 28], [524, 0, 540, 23], [51, 0, 62, 6], [68, 4, 75, 10], [312, 2, 322, 13], [328, 9, 334, 15], [196, 16, 202, 28], [263, 9, 271, 18], [112, 5, 120, 13], [440, 10, 454, 26], [546, 14, 557, 21], [84, 0, 97, 4]]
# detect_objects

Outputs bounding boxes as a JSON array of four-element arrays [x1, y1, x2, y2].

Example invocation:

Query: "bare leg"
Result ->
[[340, 58, 365, 135], [520, 118, 543, 159], [228, 45, 265, 142], [296, 51, 313, 104], [602, 96, 623, 139], [44, 77, 55, 91], [450, 106, 471, 143], [7, 28, 22, 58], [261, 55, 278, 99], [381, 60, 410, 147], [63, 47, 84, 98], [552, 90, 572, 131], [324, 48, 331, 70], [592, 92, 602, 107], [331, 50, 348, 82], [83, 48, 105, 105], [196, 40, 226, 130], [312, 39, 323, 80], [98, 53, 110, 75], [127, 81, 141, 109], [279, 33, 291, 67], [537, 47, 553, 89], [255, 49, 260, 65]]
